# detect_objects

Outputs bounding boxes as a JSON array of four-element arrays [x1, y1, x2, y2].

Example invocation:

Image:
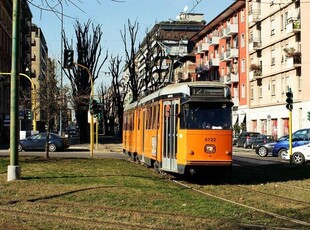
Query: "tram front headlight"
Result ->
[[204, 144, 215, 153]]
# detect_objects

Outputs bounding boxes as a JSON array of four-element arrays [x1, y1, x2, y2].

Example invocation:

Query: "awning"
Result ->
[[232, 115, 238, 125], [239, 114, 246, 124]]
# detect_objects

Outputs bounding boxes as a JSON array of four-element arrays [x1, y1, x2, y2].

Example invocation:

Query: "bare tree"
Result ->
[[37, 58, 60, 158], [121, 19, 142, 102], [108, 55, 128, 138], [139, 29, 169, 94], [63, 20, 108, 143]]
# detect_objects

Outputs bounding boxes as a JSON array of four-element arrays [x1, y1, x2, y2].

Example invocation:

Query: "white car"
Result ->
[[283, 144, 310, 164]]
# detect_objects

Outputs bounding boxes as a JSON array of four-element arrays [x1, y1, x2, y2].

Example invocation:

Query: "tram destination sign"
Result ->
[[190, 87, 224, 97]]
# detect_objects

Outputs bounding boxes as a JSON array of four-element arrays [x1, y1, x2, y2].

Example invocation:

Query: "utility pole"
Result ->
[[8, 0, 21, 181], [59, 0, 64, 136]]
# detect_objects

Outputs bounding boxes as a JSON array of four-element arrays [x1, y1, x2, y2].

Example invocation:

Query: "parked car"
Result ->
[[251, 134, 275, 149], [255, 135, 288, 157], [236, 131, 260, 148], [281, 144, 310, 164], [272, 128, 310, 159], [18, 132, 70, 152]]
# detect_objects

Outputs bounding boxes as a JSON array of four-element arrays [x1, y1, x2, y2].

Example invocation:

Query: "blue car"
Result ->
[[272, 128, 310, 159]]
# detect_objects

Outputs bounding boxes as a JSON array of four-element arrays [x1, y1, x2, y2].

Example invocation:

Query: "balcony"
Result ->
[[249, 70, 262, 81], [207, 36, 219, 46], [195, 64, 209, 74], [286, 19, 301, 35], [286, 56, 301, 68], [196, 42, 209, 54], [220, 52, 229, 62], [249, 64, 262, 81], [224, 72, 239, 84], [226, 24, 238, 36], [209, 58, 219, 67], [248, 8, 261, 25], [248, 38, 262, 52], [220, 28, 230, 39], [226, 48, 238, 59]]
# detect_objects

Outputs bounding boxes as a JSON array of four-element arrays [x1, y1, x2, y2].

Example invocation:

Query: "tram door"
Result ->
[[141, 108, 146, 162], [162, 100, 178, 172]]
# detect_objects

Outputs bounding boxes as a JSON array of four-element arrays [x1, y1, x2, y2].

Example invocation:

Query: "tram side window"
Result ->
[[146, 107, 151, 130], [123, 114, 128, 130], [152, 104, 157, 129], [157, 104, 160, 129], [137, 110, 140, 130], [130, 113, 134, 130]]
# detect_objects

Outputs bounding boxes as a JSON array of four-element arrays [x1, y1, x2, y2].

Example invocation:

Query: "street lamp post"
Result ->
[[0, 72, 37, 132], [8, 0, 21, 181], [58, 0, 64, 136], [19, 73, 37, 132]]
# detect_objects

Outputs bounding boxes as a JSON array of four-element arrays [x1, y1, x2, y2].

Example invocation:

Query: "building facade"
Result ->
[[31, 24, 48, 132], [192, 1, 247, 133], [247, 0, 308, 138]]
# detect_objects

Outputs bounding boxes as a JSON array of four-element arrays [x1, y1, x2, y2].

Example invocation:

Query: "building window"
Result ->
[[242, 83, 246, 99], [241, 9, 245, 23], [259, 86, 263, 98], [241, 33, 245, 48], [286, 76, 289, 92], [271, 80, 276, 96], [250, 85, 254, 100], [241, 58, 245, 73], [281, 14, 284, 31], [271, 19, 275, 36], [271, 49, 275, 66]]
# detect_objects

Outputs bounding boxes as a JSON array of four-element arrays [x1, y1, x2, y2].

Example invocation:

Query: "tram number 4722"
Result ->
[[205, 138, 216, 142]]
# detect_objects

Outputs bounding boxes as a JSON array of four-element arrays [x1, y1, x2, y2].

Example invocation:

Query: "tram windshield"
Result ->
[[180, 102, 232, 130]]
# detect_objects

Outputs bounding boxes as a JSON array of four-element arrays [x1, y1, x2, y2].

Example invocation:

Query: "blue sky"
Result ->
[[30, 0, 233, 85]]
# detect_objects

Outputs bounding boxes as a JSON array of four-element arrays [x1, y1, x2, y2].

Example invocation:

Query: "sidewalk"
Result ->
[[71, 142, 123, 154]]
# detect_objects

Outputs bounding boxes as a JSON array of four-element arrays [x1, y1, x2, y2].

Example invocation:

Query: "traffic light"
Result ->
[[26, 111, 33, 120], [286, 90, 293, 111], [89, 99, 98, 115], [94, 101, 100, 116], [63, 49, 74, 68]]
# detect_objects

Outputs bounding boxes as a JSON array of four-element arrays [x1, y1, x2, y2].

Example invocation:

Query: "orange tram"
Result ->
[[122, 81, 234, 175]]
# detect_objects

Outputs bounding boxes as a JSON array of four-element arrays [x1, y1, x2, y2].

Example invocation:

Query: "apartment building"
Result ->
[[31, 24, 48, 132], [247, 0, 308, 138], [0, 0, 32, 144], [136, 14, 205, 93], [191, 1, 247, 130]]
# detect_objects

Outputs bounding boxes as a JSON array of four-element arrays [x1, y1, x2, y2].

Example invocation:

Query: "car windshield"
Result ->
[[180, 102, 232, 130]]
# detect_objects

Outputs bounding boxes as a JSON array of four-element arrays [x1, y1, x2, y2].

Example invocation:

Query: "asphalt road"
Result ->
[[0, 145, 288, 166]]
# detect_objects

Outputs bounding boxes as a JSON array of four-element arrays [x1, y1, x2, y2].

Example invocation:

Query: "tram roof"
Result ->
[[124, 81, 227, 111]]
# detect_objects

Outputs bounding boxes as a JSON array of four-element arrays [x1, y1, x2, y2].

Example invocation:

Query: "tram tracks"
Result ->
[[173, 179, 310, 229], [0, 199, 224, 229]]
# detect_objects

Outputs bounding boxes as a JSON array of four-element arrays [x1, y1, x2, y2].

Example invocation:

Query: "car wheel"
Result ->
[[278, 149, 287, 160], [292, 152, 305, 164], [18, 144, 23, 152], [243, 142, 247, 148], [49, 144, 57, 152], [257, 146, 268, 157]]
